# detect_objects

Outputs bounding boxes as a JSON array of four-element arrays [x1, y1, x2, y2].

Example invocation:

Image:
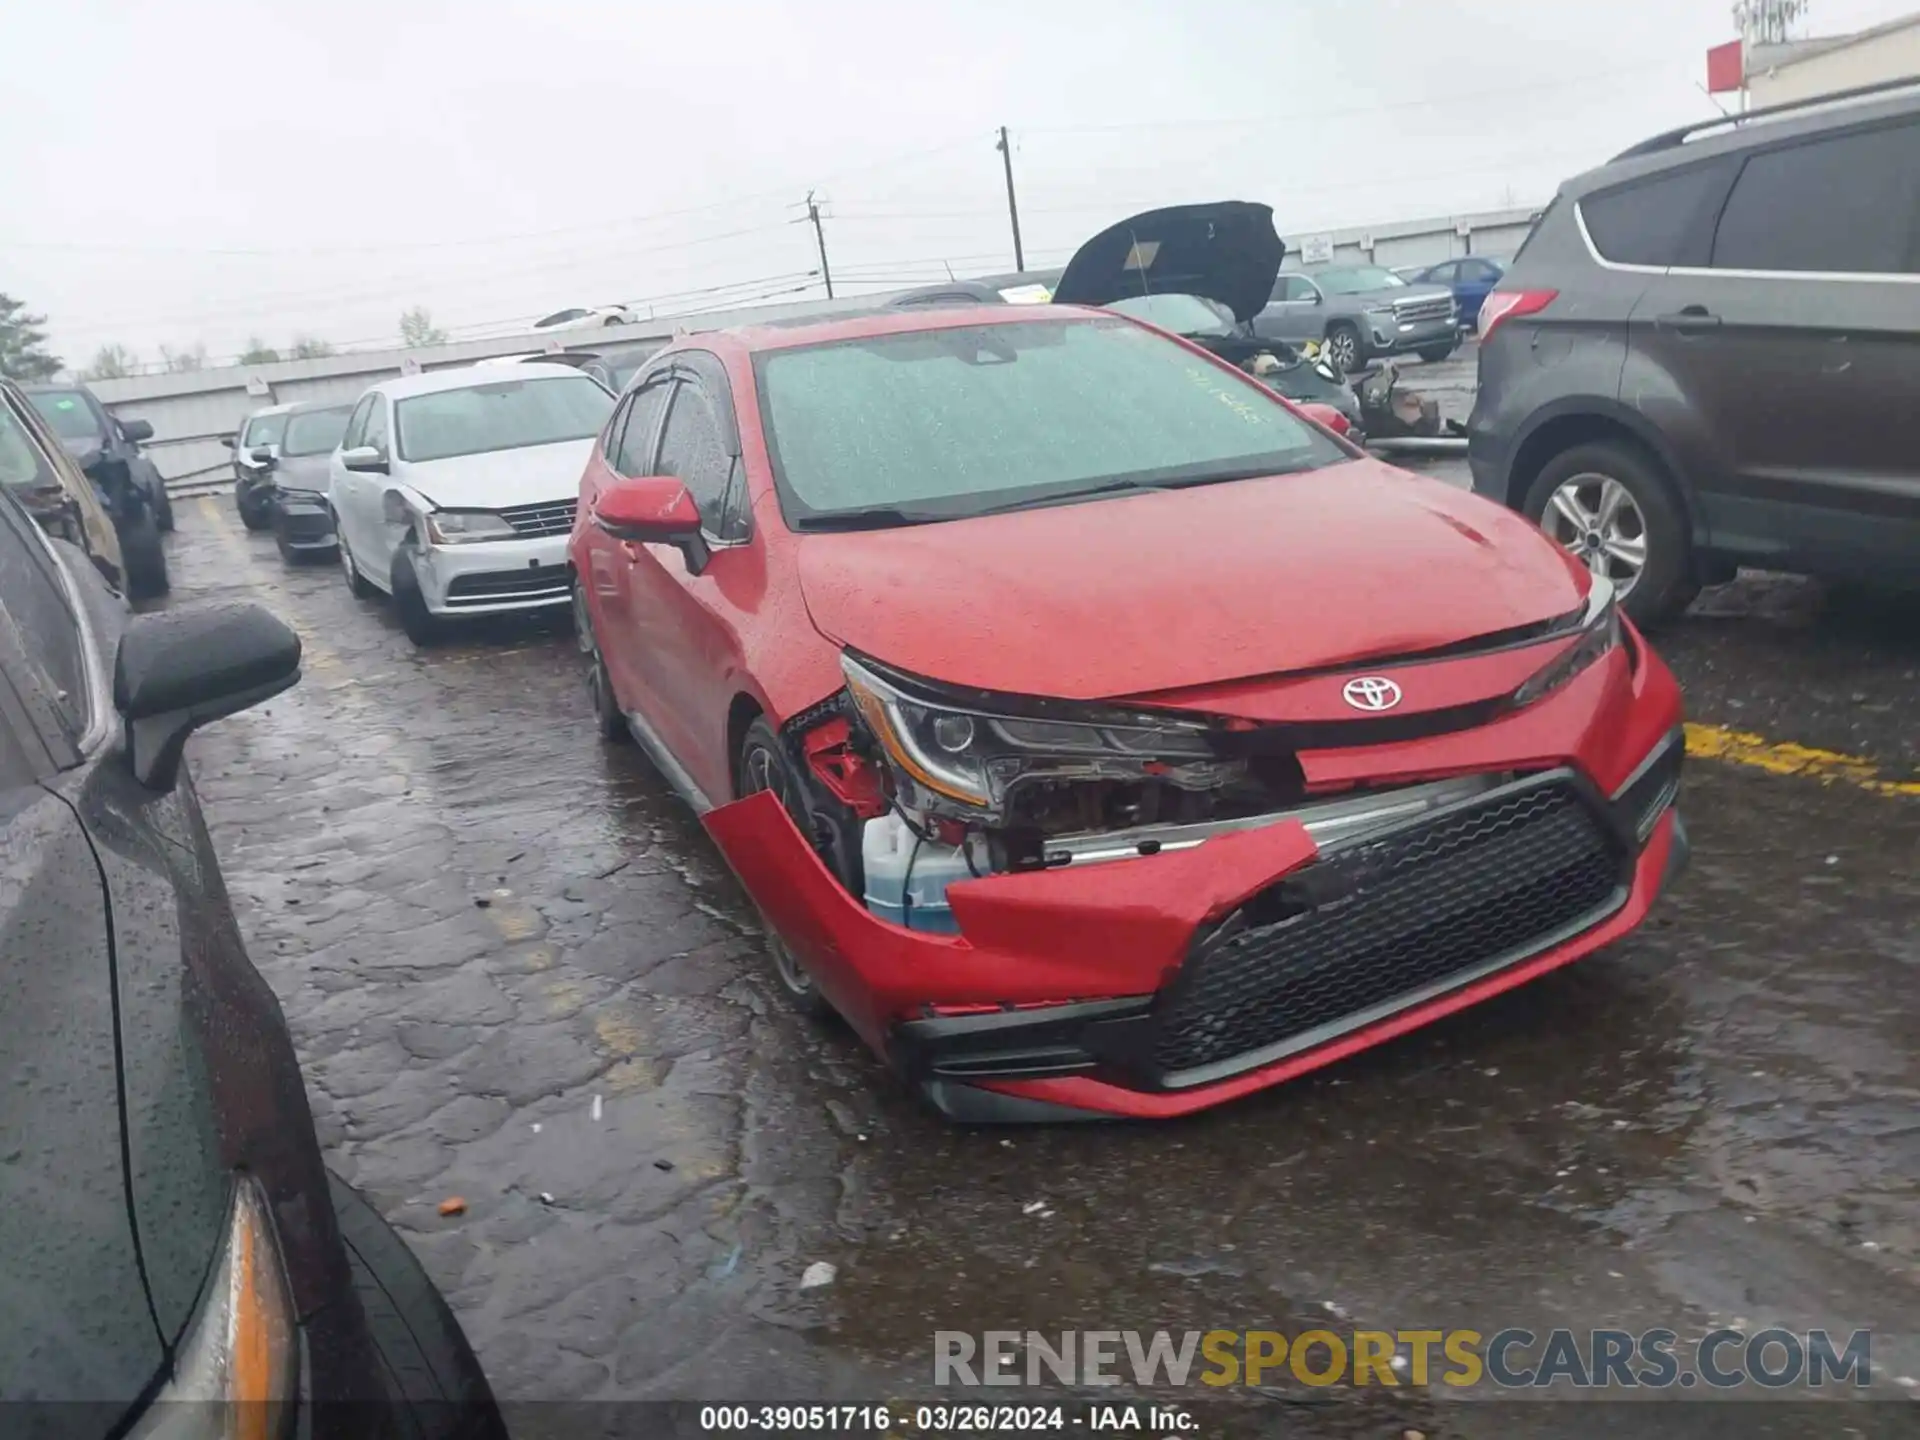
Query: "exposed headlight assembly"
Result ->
[[840, 653, 1231, 822], [1511, 578, 1620, 710], [129, 1176, 298, 1440], [425, 509, 518, 545]]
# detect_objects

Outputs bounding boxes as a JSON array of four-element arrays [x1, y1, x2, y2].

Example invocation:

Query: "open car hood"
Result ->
[[1052, 202, 1284, 326]]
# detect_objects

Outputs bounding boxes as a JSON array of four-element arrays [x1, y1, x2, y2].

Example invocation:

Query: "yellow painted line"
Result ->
[[1685, 722, 1920, 798]]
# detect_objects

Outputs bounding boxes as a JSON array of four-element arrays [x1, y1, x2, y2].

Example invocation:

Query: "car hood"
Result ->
[[396, 437, 593, 510], [1342, 282, 1453, 306], [1052, 202, 1284, 326], [795, 461, 1586, 703], [0, 794, 163, 1402]]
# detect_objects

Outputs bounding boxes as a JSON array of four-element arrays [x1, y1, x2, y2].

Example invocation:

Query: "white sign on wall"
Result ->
[[1300, 233, 1336, 265]]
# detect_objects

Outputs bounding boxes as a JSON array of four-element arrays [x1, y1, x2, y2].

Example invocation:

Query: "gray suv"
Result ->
[[1253, 264, 1458, 370], [1467, 78, 1920, 625]]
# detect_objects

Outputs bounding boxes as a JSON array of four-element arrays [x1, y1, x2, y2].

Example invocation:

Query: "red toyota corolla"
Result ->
[[567, 304, 1688, 1123]]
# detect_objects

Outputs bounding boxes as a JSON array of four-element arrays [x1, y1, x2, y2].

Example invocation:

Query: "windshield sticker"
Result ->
[[54, 399, 77, 410]]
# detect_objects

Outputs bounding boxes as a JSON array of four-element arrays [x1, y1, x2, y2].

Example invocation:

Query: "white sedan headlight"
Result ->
[[129, 1177, 298, 1440], [425, 510, 517, 545]]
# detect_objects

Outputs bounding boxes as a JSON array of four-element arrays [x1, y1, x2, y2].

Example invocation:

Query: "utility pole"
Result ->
[[996, 127, 1026, 273], [804, 190, 834, 299]]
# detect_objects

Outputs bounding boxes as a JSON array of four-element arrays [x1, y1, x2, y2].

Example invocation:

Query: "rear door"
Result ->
[[581, 369, 674, 713], [1626, 116, 1920, 575], [1456, 258, 1502, 325]]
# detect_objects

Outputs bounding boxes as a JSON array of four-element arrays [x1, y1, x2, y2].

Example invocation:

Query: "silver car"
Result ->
[[1252, 264, 1458, 371]]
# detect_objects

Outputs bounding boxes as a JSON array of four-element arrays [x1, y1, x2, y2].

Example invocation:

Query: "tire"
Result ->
[[1522, 439, 1699, 627], [237, 486, 272, 532], [120, 508, 169, 600], [391, 555, 445, 647], [326, 1173, 507, 1440], [153, 482, 175, 534], [1417, 342, 1456, 364], [338, 522, 377, 599], [573, 581, 629, 743], [1324, 322, 1363, 374], [735, 716, 838, 1020]]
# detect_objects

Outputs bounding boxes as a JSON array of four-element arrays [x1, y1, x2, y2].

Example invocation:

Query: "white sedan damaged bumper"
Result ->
[[412, 533, 572, 616]]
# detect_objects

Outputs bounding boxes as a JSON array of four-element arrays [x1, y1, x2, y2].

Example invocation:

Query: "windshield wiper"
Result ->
[[795, 505, 951, 532], [974, 463, 1317, 517]]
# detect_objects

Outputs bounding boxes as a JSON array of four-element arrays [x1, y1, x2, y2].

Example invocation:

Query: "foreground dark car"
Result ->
[[0, 484, 503, 1438]]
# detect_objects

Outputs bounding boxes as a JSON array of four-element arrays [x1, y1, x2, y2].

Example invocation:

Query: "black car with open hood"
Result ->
[[1052, 201, 1363, 431]]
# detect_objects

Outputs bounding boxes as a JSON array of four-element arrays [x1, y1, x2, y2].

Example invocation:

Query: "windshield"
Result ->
[[606, 357, 649, 393], [241, 411, 291, 449], [755, 317, 1344, 529], [1312, 266, 1406, 295], [0, 405, 58, 493], [27, 392, 103, 444], [1104, 293, 1235, 336], [281, 405, 353, 457], [395, 375, 614, 463]]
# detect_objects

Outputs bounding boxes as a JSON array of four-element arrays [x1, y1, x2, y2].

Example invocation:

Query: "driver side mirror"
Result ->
[[115, 602, 302, 793], [594, 474, 709, 575], [246, 446, 276, 468], [340, 445, 388, 475], [119, 418, 154, 443]]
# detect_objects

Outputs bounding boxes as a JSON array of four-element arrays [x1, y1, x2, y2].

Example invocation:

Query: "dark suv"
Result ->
[[0, 483, 504, 1439], [1467, 79, 1920, 624]]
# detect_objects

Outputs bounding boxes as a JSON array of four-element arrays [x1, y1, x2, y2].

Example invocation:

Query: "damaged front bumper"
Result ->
[[703, 707, 1691, 1122]]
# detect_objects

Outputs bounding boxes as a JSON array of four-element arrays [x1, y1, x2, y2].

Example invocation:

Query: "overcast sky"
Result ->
[[5, 0, 1913, 368]]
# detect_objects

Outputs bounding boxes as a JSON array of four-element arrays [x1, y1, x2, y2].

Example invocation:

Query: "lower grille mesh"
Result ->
[[1153, 779, 1625, 1079]]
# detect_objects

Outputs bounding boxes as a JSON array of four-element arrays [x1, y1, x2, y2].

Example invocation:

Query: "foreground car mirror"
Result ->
[[115, 602, 301, 793], [595, 473, 710, 574], [340, 445, 388, 475], [246, 445, 276, 468], [119, 418, 155, 443]]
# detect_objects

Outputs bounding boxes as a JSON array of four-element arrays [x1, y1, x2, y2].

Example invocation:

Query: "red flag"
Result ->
[[1706, 39, 1745, 94]]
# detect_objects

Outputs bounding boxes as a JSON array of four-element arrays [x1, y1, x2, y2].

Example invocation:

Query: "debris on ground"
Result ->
[[591, 1094, 603, 1122], [539, 1191, 556, 1205], [437, 1197, 467, 1217], [1023, 1200, 1046, 1215], [800, 1260, 837, 1290], [653, 1157, 674, 1171]]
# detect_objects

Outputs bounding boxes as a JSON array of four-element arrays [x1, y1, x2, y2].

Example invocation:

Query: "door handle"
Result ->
[[1655, 305, 1720, 330]]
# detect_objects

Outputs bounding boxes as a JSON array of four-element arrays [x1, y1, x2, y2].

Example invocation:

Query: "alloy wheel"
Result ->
[[1327, 328, 1359, 372], [1542, 473, 1648, 596]]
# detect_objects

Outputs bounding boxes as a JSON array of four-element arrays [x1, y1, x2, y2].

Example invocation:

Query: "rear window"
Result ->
[[1579, 160, 1734, 267], [26, 392, 101, 444], [1711, 121, 1920, 274], [395, 376, 615, 463], [280, 406, 353, 457], [755, 317, 1345, 528], [241, 411, 290, 449]]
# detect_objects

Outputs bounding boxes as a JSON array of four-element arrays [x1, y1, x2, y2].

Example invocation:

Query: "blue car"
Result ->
[[1410, 256, 1506, 330]]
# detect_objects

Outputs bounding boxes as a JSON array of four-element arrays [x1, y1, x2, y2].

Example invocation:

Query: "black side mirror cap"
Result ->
[[115, 602, 301, 792], [120, 418, 154, 443]]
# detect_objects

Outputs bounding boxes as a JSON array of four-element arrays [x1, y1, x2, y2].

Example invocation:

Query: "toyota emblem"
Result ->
[[1342, 676, 1403, 712]]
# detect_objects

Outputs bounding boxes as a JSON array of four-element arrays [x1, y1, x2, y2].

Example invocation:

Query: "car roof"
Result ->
[[701, 303, 1111, 356], [1565, 86, 1920, 196], [282, 397, 355, 415], [366, 362, 593, 398]]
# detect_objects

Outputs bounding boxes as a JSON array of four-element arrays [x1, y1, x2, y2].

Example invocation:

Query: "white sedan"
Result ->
[[327, 364, 615, 645], [532, 304, 633, 330]]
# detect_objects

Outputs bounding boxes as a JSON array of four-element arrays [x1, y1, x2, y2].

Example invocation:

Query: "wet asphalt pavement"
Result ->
[[156, 374, 1916, 1437]]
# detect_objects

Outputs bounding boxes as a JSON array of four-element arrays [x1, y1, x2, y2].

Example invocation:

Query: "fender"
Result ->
[[1506, 394, 1703, 538]]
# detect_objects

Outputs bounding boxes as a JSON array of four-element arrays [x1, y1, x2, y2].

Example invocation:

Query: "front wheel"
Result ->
[[120, 507, 169, 600], [1417, 342, 1456, 363], [1324, 322, 1363, 374], [574, 582, 629, 743], [1523, 440, 1698, 627], [327, 1173, 508, 1438], [338, 522, 376, 599], [736, 716, 837, 1020], [153, 483, 175, 534], [237, 486, 272, 532], [391, 555, 445, 647]]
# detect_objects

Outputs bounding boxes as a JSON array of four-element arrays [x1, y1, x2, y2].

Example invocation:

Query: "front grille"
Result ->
[[1394, 296, 1455, 325], [497, 499, 577, 537], [444, 562, 570, 607], [1152, 776, 1626, 1083]]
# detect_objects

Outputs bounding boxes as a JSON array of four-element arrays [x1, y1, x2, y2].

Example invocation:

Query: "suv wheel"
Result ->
[[1524, 440, 1698, 626], [1324, 323, 1362, 373]]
